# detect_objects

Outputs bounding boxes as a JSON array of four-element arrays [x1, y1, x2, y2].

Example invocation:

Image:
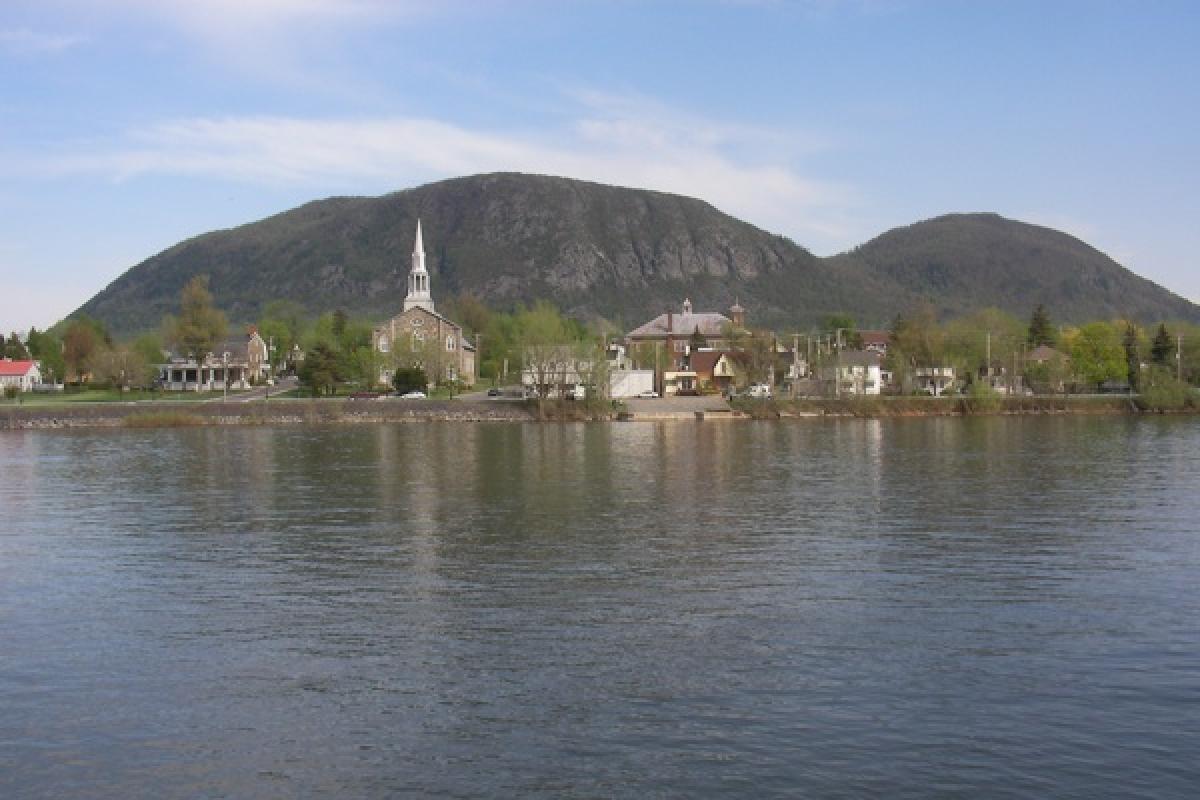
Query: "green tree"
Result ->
[[257, 299, 307, 368], [347, 346, 383, 389], [1069, 322, 1125, 389], [297, 341, 342, 396], [26, 328, 65, 384], [1150, 323, 1174, 366], [943, 308, 1024, 377], [62, 318, 108, 381], [824, 313, 862, 349], [1028, 304, 1056, 347], [1123, 322, 1142, 390], [92, 345, 138, 389], [4, 332, 30, 360], [165, 276, 228, 360], [887, 306, 944, 391], [392, 365, 428, 395]]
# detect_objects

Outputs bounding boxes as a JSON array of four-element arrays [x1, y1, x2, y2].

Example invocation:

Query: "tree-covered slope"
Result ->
[[838, 213, 1199, 324], [73, 175, 1199, 336]]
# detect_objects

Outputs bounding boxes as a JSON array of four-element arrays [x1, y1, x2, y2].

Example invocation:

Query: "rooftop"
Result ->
[[0, 359, 38, 376], [628, 311, 732, 338]]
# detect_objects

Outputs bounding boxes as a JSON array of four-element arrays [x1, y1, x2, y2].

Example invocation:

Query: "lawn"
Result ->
[[7, 388, 230, 406]]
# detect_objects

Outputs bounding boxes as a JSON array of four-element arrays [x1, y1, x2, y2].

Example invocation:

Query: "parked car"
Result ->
[[487, 387, 501, 397], [399, 390, 427, 399], [636, 389, 659, 399], [748, 383, 773, 399]]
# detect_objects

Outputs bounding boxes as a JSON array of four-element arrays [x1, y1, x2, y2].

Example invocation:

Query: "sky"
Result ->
[[2, 0, 1198, 333]]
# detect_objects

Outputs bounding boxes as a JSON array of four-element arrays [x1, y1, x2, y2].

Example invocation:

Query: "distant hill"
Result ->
[[73, 173, 1200, 336], [832, 213, 1200, 324]]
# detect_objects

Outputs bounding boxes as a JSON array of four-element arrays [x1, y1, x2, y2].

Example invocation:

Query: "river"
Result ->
[[2, 417, 1197, 798]]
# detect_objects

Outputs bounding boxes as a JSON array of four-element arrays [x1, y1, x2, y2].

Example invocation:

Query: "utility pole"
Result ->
[[792, 333, 800, 398], [1179, 333, 1184, 382]]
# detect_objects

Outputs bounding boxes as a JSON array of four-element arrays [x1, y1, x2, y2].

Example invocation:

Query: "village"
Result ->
[[2, 221, 1195, 410]]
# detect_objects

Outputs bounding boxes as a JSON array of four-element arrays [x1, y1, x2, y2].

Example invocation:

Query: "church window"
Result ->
[[411, 332, 425, 351], [378, 334, 390, 353], [446, 335, 456, 352]]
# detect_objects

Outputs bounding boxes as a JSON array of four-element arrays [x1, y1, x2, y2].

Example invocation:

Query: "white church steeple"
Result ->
[[403, 219, 435, 313]]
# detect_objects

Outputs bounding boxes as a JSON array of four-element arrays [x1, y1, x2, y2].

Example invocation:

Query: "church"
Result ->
[[372, 221, 476, 387]]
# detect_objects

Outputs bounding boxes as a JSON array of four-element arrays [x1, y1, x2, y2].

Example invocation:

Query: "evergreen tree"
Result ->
[[1150, 323, 1174, 366], [1123, 322, 1141, 390], [1028, 304, 1055, 347], [297, 342, 342, 396], [4, 332, 30, 360]]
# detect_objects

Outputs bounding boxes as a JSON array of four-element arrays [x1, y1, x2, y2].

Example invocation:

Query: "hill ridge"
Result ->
[[73, 172, 1200, 335]]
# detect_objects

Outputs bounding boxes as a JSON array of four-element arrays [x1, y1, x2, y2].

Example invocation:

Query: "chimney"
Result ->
[[666, 310, 674, 333]]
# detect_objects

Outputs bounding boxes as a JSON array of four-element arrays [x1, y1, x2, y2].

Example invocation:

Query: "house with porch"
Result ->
[[158, 329, 269, 391]]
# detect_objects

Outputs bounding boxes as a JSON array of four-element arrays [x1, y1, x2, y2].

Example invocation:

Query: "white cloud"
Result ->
[[29, 101, 859, 248], [0, 28, 86, 55]]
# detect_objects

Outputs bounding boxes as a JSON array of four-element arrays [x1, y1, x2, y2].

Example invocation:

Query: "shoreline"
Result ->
[[3, 394, 1196, 431]]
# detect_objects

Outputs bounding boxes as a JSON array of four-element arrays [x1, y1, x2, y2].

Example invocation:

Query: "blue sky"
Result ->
[[2, 0, 1198, 333]]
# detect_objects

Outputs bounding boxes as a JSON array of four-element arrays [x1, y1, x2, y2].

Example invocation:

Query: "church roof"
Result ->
[[628, 311, 732, 338], [413, 218, 425, 262]]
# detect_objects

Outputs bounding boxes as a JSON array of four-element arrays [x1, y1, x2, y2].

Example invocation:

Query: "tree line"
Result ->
[[8, 281, 1200, 399]]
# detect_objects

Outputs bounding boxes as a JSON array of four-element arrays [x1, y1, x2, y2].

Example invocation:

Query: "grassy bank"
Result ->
[[732, 394, 1174, 419], [123, 411, 207, 428], [2, 397, 536, 431]]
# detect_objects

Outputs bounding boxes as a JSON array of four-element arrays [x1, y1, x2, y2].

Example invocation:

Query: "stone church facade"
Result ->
[[372, 220, 476, 387]]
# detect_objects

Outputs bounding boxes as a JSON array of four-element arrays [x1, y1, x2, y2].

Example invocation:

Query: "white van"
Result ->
[[748, 383, 773, 399]]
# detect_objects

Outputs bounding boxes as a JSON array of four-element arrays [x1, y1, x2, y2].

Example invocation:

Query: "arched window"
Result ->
[[411, 331, 425, 351], [378, 334, 390, 353], [446, 335, 456, 352]]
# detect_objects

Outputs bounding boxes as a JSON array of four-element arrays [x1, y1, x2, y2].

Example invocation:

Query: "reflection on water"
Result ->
[[2, 418, 1198, 798]]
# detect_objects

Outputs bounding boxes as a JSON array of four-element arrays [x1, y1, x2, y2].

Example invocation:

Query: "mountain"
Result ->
[[833, 213, 1200, 324], [73, 173, 1199, 336]]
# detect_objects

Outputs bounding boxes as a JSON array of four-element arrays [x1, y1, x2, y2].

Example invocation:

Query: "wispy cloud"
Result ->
[[31, 109, 857, 246], [0, 28, 86, 55]]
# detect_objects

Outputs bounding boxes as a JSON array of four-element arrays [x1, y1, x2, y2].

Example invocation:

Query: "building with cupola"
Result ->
[[626, 297, 746, 372], [371, 220, 476, 387]]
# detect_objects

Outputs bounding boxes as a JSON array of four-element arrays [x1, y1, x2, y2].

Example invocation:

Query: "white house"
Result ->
[[914, 365, 957, 396], [0, 359, 42, 392], [819, 350, 883, 396]]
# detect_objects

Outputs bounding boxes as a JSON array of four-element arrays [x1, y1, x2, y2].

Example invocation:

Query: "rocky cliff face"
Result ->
[[75, 173, 1199, 335]]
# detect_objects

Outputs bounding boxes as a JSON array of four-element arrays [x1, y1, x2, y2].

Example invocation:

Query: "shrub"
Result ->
[[1136, 368, 1192, 412], [392, 366, 428, 395], [959, 383, 1002, 414]]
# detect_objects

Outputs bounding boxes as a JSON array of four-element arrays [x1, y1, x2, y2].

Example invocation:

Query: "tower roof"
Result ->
[[412, 218, 425, 266]]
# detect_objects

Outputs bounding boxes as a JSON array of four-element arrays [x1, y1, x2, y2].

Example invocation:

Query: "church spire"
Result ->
[[403, 218, 435, 313]]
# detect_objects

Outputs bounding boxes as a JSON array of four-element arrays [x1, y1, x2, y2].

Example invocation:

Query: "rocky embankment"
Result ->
[[1, 399, 537, 431]]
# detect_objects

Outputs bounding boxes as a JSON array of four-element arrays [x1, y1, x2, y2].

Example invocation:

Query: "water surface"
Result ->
[[2, 418, 1198, 797]]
